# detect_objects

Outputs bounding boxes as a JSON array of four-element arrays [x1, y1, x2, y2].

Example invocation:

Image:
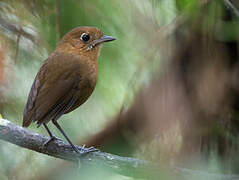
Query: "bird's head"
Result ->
[[56, 26, 115, 59]]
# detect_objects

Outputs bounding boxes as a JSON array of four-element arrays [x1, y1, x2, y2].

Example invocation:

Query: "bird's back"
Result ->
[[23, 52, 97, 127]]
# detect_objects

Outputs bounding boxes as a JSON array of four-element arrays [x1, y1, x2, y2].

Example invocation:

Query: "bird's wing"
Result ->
[[23, 53, 82, 127]]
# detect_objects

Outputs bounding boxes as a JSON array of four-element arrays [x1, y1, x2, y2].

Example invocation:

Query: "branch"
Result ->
[[0, 118, 160, 178], [0, 118, 239, 179], [223, 0, 239, 18]]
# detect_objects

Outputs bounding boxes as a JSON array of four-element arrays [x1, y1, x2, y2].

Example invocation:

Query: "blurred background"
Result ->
[[0, 0, 239, 179]]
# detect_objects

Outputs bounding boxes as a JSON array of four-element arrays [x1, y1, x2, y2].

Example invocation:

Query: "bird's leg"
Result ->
[[52, 120, 80, 154], [44, 123, 54, 137], [52, 120, 98, 154], [42, 123, 59, 148]]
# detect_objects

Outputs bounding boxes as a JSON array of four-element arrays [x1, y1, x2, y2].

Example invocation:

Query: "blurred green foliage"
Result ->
[[0, 0, 238, 179]]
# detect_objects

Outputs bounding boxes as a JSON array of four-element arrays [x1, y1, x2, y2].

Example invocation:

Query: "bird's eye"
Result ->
[[80, 33, 90, 42]]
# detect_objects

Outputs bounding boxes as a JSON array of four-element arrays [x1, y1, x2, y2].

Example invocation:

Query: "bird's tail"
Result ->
[[22, 110, 33, 127], [22, 120, 31, 127]]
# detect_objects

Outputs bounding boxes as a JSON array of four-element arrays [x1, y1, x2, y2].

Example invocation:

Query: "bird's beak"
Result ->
[[91, 35, 116, 48]]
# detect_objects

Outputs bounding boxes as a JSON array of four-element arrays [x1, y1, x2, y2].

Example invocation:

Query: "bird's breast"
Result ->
[[67, 62, 98, 112], [66, 75, 96, 113]]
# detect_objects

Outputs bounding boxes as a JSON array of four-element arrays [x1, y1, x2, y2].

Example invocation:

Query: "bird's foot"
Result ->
[[41, 136, 60, 151], [79, 144, 99, 154]]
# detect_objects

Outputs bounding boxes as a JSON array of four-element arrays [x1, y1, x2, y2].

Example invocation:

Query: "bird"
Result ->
[[22, 26, 115, 154]]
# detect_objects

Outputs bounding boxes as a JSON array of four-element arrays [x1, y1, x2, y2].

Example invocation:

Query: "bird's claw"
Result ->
[[41, 136, 61, 151], [79, 144, 99, 154]]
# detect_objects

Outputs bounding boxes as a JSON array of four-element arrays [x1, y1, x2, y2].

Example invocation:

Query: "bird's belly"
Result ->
[[65, 79, 96, 113]]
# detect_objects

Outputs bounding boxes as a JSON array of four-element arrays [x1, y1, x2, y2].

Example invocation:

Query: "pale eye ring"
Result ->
[[80, 33, 90, 42]]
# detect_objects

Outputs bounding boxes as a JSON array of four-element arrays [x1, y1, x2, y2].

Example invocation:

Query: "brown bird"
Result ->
[[23, 26, 115, 154]]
